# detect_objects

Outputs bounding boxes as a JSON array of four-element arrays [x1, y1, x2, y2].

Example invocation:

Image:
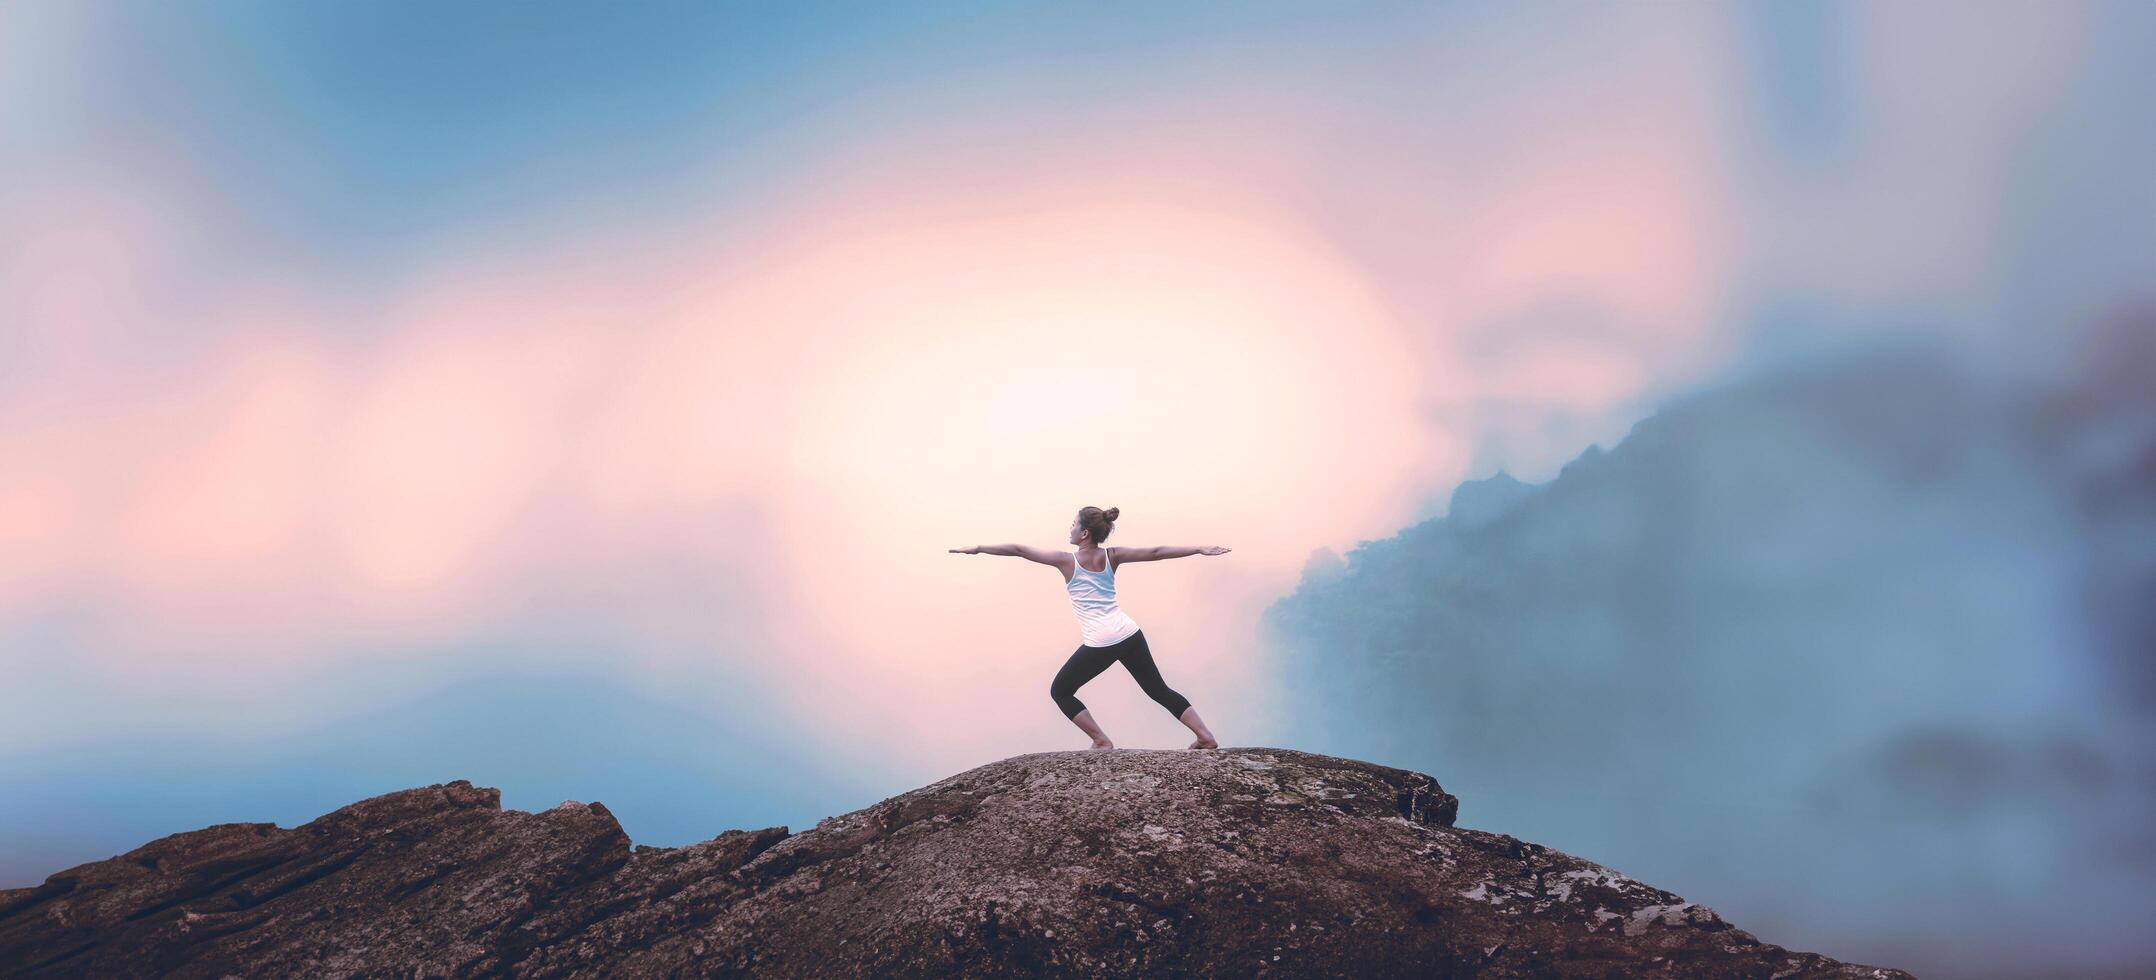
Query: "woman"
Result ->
[[950, 505, 1227, 751]]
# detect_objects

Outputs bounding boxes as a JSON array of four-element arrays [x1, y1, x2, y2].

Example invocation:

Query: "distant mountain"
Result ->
[[1261, 308, 2156, 978], [1443, 469, 1541, 529]]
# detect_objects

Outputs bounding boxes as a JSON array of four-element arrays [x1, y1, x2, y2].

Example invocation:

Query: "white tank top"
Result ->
[[1067, 547, 1140, 647]]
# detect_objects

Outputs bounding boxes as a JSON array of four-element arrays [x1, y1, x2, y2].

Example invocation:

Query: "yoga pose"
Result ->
[[950, 506, 1228, 751]]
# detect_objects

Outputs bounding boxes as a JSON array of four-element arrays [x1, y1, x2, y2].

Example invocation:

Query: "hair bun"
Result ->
[[1104, 506, 1120, 521]]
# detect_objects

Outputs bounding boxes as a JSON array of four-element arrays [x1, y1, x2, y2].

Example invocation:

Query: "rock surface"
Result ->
[[0, 748, 1911, 978]]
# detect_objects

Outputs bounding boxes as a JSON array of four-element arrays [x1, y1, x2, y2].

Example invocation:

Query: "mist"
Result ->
[[1265, 313, 2156, 979]]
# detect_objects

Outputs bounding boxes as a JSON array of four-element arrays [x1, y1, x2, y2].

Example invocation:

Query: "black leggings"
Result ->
[[1050, 630, 1193, 720]]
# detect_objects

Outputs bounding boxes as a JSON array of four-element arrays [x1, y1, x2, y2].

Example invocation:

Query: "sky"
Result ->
[[3, 2, 2152, 976]]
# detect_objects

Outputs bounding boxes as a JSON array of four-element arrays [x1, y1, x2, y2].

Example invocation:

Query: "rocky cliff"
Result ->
[[0, 748, 1911, 978]]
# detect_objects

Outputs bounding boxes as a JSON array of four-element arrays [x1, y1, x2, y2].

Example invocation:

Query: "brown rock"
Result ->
[[0, 748, 1912, 978]]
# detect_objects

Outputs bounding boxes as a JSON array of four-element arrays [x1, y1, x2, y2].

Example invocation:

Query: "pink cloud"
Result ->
[[0, 27, 1755, 758]]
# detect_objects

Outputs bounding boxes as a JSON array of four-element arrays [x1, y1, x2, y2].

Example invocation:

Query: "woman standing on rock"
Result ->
[[951, 505, 1226, 751]]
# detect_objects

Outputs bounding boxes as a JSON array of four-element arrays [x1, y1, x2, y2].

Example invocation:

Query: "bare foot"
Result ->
[[1188, 737, 1218, 750], [1089, 739, 1116, 751]]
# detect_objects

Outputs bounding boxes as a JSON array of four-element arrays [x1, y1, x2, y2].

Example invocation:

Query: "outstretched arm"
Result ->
[[1114, 545, 1231, 563], [950, 543, 1065, 567]]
